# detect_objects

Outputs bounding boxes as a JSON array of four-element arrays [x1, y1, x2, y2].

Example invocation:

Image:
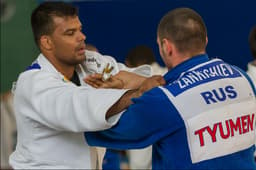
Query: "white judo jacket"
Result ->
[[9, 50, 151, 169]]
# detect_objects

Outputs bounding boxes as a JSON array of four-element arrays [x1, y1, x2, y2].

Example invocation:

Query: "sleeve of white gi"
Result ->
[[14, 70, 128, 132], [83, 50, 152, 77]]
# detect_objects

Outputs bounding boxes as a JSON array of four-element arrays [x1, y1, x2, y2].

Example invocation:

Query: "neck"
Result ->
[[43, 53, 75, 80], [168, 50, 205, 70], [54, 63, 75, 80]]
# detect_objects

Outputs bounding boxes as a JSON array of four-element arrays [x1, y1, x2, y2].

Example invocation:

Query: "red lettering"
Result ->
[[229, 117, 242, 136], [206, 123, 218, 143], [194, 113, 254, 147], [248, 113, 255, 131], [194, 127, 207, 146], [241, 115, 248, 133], [219, 120, 230, 139]]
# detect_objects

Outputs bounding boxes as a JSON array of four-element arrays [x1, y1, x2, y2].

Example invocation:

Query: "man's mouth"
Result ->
[[77, 44, 86, 55]]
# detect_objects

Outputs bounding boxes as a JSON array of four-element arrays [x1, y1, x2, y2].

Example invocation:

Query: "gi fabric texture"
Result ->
[[9, 50, 148, 169], [85, 54, 256, 169]]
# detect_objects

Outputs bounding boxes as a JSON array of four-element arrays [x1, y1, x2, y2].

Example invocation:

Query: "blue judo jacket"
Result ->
[[85, 54, 256, 169]]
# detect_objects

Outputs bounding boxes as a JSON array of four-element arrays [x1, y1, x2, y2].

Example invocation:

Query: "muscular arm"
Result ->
[[106, 89, 139, 119], [84, 71, 148, 89], [106, 75, 165, 119], [115, 71, 147, 89]]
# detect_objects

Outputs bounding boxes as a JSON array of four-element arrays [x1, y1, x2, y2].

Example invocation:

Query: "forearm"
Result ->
[[116, 71, 147, 89], [123, 75, 146, 89], [106, 75, 165, 119], [106, 89, 141, 119]]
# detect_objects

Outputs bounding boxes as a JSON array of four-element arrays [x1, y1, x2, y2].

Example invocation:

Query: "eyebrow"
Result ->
[[63, 25, 82, 34], [63, 28, 76, 33]]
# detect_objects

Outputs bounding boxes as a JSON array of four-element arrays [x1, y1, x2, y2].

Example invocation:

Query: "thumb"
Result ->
[[159, 77, 166, 86], [153, 75, 166, 86]]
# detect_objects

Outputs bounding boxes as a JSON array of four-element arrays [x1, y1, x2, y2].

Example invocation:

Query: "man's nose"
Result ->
[[78, 31, 86, 41]]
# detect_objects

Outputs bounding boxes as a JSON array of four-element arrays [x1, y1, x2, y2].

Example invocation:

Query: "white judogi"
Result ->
[[9, 50, 151, 169]]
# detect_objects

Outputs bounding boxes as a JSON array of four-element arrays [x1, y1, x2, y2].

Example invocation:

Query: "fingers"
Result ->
[[86, 73, 102, 79], [152, 75, 166, 86], [84, 74, 124, 89], [84, 78, 102, 88], [139, 75, 166, 93], [84, 74, 104, 88]]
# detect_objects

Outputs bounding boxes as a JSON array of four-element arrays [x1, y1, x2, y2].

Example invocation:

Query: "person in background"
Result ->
[[125, 45, 167, 75], [85, 43, 99, 52], [9, 2, 164, 169], [1, 91, 16, 169], [85, 7, 256, 169]]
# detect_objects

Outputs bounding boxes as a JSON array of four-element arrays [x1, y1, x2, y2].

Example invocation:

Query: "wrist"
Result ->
[[116, 78, 125, 89]]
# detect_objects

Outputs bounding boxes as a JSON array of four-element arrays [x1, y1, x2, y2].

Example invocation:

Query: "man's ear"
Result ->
[[162, 38, 173, 56], [40, 35, 53, 50]]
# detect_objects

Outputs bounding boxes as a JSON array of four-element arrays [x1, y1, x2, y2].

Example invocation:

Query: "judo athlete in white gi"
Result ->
[[9, 2, 165, 169], [85, 8, 256, 169]]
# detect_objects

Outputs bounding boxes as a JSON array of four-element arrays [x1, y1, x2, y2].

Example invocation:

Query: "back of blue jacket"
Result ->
[[86, 54, 256, 169]]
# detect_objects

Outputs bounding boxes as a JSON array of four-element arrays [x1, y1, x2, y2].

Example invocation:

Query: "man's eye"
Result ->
[[66, 31, 74, 35]]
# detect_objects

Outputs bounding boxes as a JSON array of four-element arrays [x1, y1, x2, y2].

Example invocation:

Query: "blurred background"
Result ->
[[1, 0, 256, 93]]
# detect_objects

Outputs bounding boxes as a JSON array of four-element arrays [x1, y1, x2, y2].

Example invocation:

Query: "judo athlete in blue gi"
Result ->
[[85, 8, 256, 169]]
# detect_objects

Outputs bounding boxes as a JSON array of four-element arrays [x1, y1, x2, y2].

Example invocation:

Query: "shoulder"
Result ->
[[15, 65, 68, 96], [19, 65, 59, 83]]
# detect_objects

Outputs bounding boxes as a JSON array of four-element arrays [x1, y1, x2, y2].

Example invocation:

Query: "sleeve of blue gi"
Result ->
[[85, 87, 184, 149]]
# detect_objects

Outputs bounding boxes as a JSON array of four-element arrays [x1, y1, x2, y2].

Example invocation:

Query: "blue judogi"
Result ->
[[85, 54, 256, 169]]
